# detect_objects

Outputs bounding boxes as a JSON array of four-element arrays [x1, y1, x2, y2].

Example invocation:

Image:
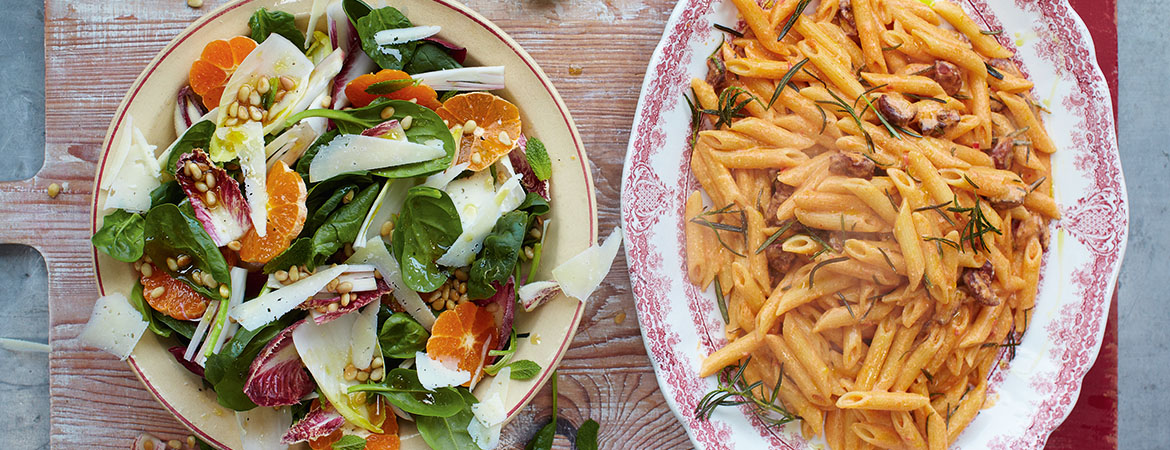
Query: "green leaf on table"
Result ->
[[576, 419, 600, 450], [92, 209, 145, 263]]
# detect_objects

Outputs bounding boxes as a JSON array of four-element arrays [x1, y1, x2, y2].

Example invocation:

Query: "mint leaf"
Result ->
[[332, 435, 366, 450], [576, 419, 600, 450], [525, 136, 552, 181], [508, 360, 541, 380]]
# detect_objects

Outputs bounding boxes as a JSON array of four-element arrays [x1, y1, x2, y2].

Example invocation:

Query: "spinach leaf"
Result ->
[[304, 184, 359, 235], [143, 204, 231, 294], [414, 391, 479, 450], [576, 419, 600, 450], [331, 435, 366, 450], [296, 129, 341, 180], [391, 186, 461, 293], [286, 100, 455, 179], [126, 282, 171, 338], [517, 193, 550, 216], [263, 237, 314, 273], [154, 311, 196, 340], [403, 43, 463, 74], [149, 181, 185, 208], [165, 120, 215, 176], [345, 2, 417, 70], [525, 371, 558, 450], [92, 209, 145, 263], [248, 7, 306, 49], [468, 211, 527, 299], [350, 368, 466, 417], [378, 313, 429, 359], [204, 318, 290, 411], [369, 100, 456, 179], [311, 182, 380, 263], [524, 136, 553, 181], [507, 360, 541, 380]]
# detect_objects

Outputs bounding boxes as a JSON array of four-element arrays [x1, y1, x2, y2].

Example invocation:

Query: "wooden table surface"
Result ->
[[0, 0, 1116, 448]]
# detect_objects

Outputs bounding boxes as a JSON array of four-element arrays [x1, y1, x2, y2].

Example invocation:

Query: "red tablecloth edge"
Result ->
[[1042, 1, 1119, 448]]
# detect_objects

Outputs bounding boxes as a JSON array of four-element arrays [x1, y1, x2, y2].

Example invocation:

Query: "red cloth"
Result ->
[[1044, 1, 1119, 448]]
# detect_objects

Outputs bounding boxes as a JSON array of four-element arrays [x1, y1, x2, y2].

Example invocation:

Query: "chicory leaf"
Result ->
[[204, 318, 291, 411], [92, 209, 145, 263], [468, 211, 527, 299], [378, 312, 429, 359], [248, 7, 306, 50], [391, 186, 462, 293]]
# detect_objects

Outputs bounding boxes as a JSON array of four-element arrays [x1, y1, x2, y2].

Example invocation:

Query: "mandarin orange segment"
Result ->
[[426, 302, 498, 378], [238, 162, 308, 264], [140, 267, 210, 320], [228, 36, 258, 64], [188, 36, 256, 110], [201, 39, 235, 70], [344, 69, 442, 110], [307, 399, 399, 450], [434, 92, 522, 171]]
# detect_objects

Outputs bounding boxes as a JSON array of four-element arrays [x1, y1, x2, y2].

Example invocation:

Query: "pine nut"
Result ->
[[187, 162, 202, 179], [445, 300, 455, 310], [257, 77, 270, 94], [250, 106, 263, 122], [166, 257, 179, 272], [470, 153, 483, 165], [219, 285, 231, 298], [454, 268, 468, 281], [280, 76, 295, 90], [168, 440, 182, 449], [338, 281, 354, 294], [238, 85, 251, 103], [356, 371, 369, 382], [187, 0, 203, 8], [205, 173, 216, 189], [195, 182, 208, 192], [344, 364, 357, 381], [530, 227, 542, 239], [274, 270, 288, 282], [341, 293, 351, 307], [320, 95, 332, 108], [236, 104, 249, 119], [380, 106, 395, 120], [227, 240, 242, 251], [225, 117, 239, 126], [370, 367, 384, 382], [205, 191, 217, 207], [205, 276, 218, 290], [380, 221, 394, 237], [458, 283, 466, 294], [249, 91, 262, 107], [463, 120, 477, 134], [176, 255, 191, 267], [342, 190, 355, 204], [141, 264, 153, 278], [328, 302, 339, 313], [150, 286, 166, 299], [401, 115, 413, 130], [371, 356, 384, 369], [524, 246, 535, 260], [373, 270, 382, 279]]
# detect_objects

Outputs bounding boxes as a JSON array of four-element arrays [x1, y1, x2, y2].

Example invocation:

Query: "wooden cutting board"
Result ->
[[0, 0, 1115, 448]]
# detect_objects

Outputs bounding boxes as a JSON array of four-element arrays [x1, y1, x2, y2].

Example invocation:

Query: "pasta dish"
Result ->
[[686, 0, 1057, 448]]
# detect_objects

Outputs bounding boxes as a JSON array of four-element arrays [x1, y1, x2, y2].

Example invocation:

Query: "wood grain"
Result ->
[[0, 0, 692, 448]]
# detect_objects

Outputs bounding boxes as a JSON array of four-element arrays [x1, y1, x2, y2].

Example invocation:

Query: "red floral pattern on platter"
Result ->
[[622, 0, 1125, 449]]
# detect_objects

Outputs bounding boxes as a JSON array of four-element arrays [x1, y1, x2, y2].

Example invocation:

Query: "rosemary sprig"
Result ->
[[776, 0, 811, 42], [914, 201, 958, 227], [836, 292, 855, 318], [920, 368, 935, 383], [695, 357, 799, 428], [877, 247, 897, 272], [684, 89, 702, 142], [800, 224, 834, 257], [981, 29, 1004, 35], [714, 23, 744, 38], [962, 173, 982, 190], [813, 102, 829, 134], [948, 198, 1002, 253], [924, 236, 961, 251], [766, 58, 810, 110], [1027, 176, 1047, 194], [858, 92, 901, 139], [809, 257, 850, 289], [755, 220, 795, 254], [714, 277, 729, 323], [985, 62, 1005, 80], [906, 93, 946, 104], [881, 43, 903, 51], [700, 86, 759, 129]]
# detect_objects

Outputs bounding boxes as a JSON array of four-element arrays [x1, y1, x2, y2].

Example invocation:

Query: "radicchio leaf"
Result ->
[[360, 119, 404, 139], [175, 150, 253, 246], [328, 4, 376, 110], [167, 345, 205, 377], [474, 277, 515, 356], [280, 402, 345, 444], [174, 86, 208, 138], [508, 135, 549, 200], [242, 322, 315, 407], [518, 280, 561, 312], [309, 278, 392, 325], [422, 36, 467, 64]]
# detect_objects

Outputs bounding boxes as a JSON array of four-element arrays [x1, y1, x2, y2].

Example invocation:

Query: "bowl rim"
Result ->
[[88, 0, 596, 446]]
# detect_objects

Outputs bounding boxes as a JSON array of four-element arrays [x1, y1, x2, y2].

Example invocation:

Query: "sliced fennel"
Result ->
[[230, 264, 349, 331]]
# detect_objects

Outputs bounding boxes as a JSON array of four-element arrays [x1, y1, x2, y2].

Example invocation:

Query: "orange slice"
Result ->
[[434, 92, 522, 171], [308, 399, 399, 450], [238, 161, 308, 264], [344, 69, 442, 110], [189, 36, 257, 110], [426, 302, 498, 380], [140, 267, 210, 320]]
